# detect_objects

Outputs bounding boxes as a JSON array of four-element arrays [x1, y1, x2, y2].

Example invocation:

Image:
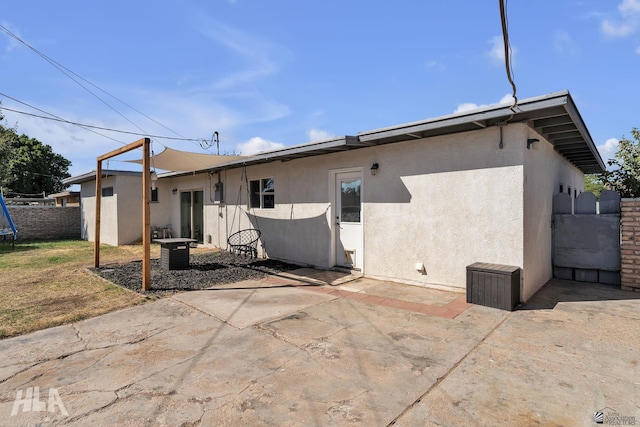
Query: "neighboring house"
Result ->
[[49, 191, 81, 207], [64, 91, 604, 301], [63, 170, 143, 246]]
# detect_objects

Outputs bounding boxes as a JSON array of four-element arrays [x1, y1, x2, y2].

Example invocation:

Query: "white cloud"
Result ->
[[619, 0, 640, 16], [553, 31, 580, 55], [597, 137, 619, 161], [454, 93, 514, 114], [454, 103, 481, 114], [425, 60, 446, 71], [600, 0, 640, 39], [195, 17, 288, 91], [1, 21, 24, 52], [499, 94, 515, 105], [488, 36, 505, 63], [601, 20, 635, 38], [636, 45, 640, 54], [307, 128, 335, 142], [488, 36, 517, 66], [236, 137, 285, 155]]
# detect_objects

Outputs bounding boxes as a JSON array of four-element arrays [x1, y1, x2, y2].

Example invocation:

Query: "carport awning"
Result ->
[[127, 147, 246, 172]]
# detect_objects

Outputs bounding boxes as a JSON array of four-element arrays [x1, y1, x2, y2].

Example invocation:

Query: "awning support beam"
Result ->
[[95, 138, 151, 291]]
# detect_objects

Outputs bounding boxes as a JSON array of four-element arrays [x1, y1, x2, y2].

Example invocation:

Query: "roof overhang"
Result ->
[[145, 91, 607, 179], [62, 169, 142, 185], [358, 90, 605, 174]]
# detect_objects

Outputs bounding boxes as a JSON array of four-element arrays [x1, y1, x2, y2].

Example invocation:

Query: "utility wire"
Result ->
[[0, 24, 208, 153], [0, 23, 185, 139], [0, 92, 127, 146], [0, 23, 151, 136], [0, 104, 202, 142], [499, 0, 518, 111], [0, 26, 228, 167]]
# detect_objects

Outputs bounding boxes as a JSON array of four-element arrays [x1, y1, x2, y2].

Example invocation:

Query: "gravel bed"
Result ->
[[92, 251, 299, 296]]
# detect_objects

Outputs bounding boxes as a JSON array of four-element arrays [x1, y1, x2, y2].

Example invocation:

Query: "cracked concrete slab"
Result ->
[[0, 277, 638, 426], [173, 285, 337, 329]]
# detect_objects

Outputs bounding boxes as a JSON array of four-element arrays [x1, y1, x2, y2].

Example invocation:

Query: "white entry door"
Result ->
[[334, 171, 363, 270]]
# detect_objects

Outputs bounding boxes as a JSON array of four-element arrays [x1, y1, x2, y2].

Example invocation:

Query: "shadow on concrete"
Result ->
[[519, 279, 640, 310]]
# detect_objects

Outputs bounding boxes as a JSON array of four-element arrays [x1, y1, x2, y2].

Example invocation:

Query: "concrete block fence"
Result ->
[[6, 206, 80, 241]]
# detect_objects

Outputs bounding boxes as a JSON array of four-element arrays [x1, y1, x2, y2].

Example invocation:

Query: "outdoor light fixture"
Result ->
[[527, 138, 540, 150], [370, 163, 379, 175], [172, 188, 178, 194]]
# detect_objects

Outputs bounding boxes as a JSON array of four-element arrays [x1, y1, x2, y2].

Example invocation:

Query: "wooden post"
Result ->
[[142, 138, 151, 291], [94, 160, 102, 268], [94, 137, 151, 291]]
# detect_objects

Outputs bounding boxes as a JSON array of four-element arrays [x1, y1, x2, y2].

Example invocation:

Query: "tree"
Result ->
[[584, 174, 605, 199], [599, 128, 640, 198], [0, 108, 72, 195]]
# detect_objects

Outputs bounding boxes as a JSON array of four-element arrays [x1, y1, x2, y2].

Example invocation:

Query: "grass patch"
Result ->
[[0, 240, 161, 339]]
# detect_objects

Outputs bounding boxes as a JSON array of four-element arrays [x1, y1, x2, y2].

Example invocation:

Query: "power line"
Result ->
[[0, 23, 185, 139], [0, 92, 128, 146], [0, 23, 207, 152], [0, 25, 227, 166], [499, 0, 518, 111], [0, 23, 152, 136], [0, 104, 202, 142]]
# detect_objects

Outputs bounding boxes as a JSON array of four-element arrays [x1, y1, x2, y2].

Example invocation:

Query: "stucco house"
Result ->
[[64, 170, 143, 245], [64, 91, 604, 301]]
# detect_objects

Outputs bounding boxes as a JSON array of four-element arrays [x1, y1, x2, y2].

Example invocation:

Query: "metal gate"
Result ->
[[552, 190, 621, 285]]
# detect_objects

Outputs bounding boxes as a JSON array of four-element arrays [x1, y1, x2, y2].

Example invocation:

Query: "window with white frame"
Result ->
[[249, 178, 275, 209]]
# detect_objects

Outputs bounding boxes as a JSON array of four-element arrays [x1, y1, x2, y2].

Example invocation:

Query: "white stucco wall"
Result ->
[[116, 175, 143, 245], [208, 164, 334, 268], [153, 122, 587, 297], [80, 176, 120, 246], [522, 126, 584, 301], [363, 126, 525, 290], [203, 125, 527, 291]]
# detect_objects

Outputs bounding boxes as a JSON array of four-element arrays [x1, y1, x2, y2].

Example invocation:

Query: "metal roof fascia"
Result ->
[[358, 92, 571, 142], [62, 169, 142, 185], [560, 96, 606, 172]]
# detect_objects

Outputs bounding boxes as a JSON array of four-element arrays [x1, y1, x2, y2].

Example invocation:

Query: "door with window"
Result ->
[[334, 171, 363, 270], [180, 190, 204, 243]]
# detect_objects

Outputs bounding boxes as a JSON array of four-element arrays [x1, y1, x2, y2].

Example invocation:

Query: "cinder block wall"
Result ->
[[621, 198, 640, 292], [6, 206, 81, 240]]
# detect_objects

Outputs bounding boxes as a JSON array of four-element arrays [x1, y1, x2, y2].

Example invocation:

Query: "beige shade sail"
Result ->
[[126, 147, 246, 172]]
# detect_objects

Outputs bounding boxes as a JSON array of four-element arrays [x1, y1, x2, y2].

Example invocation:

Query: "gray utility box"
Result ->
[[466, 263, 521, 311]]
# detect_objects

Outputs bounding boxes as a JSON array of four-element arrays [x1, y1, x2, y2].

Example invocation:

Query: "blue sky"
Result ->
[[1, 0, 639, 177]]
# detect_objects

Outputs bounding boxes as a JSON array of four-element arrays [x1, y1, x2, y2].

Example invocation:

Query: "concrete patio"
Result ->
[[0, 271, 638, 426]]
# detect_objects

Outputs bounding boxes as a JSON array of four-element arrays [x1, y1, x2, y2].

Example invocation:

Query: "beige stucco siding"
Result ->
[[79, 176, 119, 246], [522, 127, 584, 301], [363, 126, 525, 290], [205, 125, 527, 291], [116, 175, 143, 245], [80, 174, 146, 246], [209, 162, 334, 268]]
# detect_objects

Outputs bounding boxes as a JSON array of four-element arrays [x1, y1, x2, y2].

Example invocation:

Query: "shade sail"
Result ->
[[126, 147, 246, 172]]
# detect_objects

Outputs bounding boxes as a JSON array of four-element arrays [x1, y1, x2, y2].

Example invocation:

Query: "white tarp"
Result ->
[[127, 147, 246, 172]]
